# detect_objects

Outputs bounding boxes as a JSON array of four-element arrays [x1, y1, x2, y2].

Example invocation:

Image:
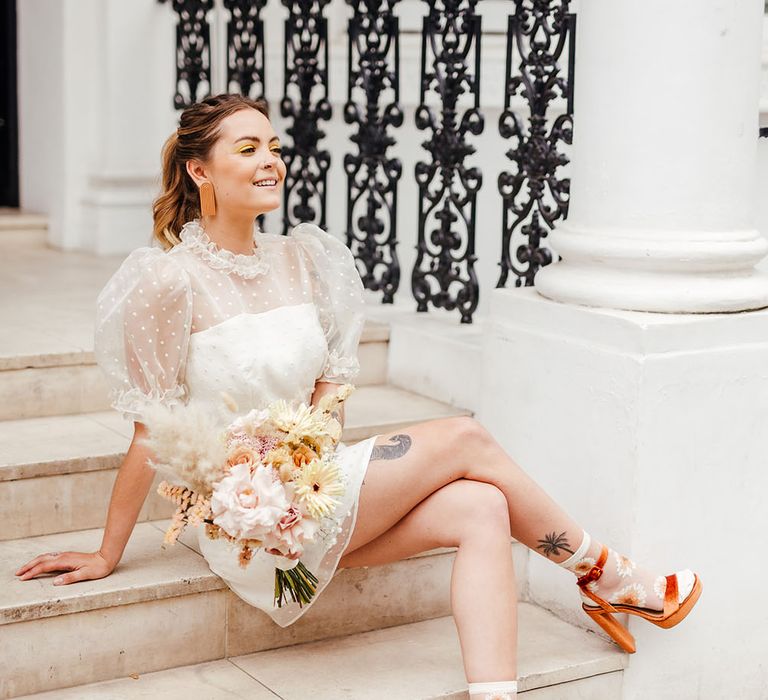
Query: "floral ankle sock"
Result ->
[[558, 532, 695, 612], [467, 680, 517, 699]]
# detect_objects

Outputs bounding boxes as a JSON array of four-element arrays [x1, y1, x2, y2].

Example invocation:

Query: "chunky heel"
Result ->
[[576, 544, 702, 654], [583, 605, 636, 653]]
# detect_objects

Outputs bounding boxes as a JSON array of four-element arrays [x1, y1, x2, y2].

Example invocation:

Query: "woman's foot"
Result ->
[[556, 531, 702, 653], [560, 532, 695, 612]]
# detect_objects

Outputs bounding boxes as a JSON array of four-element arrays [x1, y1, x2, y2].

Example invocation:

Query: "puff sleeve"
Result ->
[[291, 223, 366, 384], [94, 248, 193, 422]]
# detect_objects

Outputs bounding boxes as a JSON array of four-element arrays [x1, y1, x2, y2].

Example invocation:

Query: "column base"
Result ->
[[535, 263, 768, 314], [534, 223, 768, 313]]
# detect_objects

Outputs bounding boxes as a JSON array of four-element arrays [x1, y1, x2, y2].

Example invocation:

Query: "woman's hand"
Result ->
[[15, 550, 115, 586]]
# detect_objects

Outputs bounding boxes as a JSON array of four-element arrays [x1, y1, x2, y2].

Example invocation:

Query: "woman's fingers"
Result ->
[[16, 554, 74, 580], [15, 551, 63, 576], [52, 567, 89, 586]]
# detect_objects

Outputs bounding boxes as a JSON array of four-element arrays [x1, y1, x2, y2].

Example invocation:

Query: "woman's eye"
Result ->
[[270, 147, 282, 156]]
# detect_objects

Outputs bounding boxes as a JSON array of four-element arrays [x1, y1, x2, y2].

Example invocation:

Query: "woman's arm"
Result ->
[[15, 423, 156, 585]]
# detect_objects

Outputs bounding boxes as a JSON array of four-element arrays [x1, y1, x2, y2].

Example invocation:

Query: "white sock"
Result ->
[[557, 530, 591, 571], [468, 680, 518, 699]]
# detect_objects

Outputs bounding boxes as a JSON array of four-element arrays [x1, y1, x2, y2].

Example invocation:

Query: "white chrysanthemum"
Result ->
[[269, 401, 329, 441], [294, 458, 345, 518], [211, 463, 289, 540], [141, 401, 227, 494], [610, 582, 647, 607], [653, 575, 667, 599]]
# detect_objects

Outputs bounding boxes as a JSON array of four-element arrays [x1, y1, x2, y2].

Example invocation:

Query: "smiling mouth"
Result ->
[[253, 178, 278, 188]]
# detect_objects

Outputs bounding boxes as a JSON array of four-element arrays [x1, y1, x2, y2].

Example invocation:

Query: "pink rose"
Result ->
[[263, 505, 319, 558], [211, 463, 289, 540]]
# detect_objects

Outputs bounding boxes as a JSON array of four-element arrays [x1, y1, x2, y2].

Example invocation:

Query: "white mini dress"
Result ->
[[94, 220, 378, 626]]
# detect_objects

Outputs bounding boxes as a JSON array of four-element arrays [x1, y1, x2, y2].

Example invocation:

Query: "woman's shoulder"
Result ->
[[284, 223, 355, 265], [97, 245, 191, 305]]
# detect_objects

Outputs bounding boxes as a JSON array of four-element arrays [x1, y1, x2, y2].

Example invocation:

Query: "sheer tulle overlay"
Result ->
[[94, 220, 378, 626]]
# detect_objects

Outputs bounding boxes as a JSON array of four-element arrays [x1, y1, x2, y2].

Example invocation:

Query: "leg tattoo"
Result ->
[[370, 434, 412, 461], [536, 531, 575, 559]]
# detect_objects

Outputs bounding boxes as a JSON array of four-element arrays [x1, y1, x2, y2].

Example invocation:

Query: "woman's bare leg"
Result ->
[[345, 416, 583, 565], [344, 416, 685, 633], [339, 479, 518, 681]]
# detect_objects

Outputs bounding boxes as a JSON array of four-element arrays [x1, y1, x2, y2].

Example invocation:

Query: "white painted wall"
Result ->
[[18, 0, 178, 253]]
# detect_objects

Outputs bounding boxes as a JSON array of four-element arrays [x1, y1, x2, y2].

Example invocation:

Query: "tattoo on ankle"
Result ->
[[370, 434, 412, 461], [537, 531, 576, 559]]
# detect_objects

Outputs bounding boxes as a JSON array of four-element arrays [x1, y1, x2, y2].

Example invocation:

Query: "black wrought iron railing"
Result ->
[[160, 0, 575, 324]]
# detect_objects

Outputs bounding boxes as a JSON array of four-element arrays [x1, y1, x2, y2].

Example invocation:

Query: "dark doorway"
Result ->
[[0, 0, 19, 208]]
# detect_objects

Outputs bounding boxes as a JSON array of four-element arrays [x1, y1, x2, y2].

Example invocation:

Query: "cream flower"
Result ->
[[610, 582, 647, 607], [654, 575, 667, 599], [269, 401, 330, 443], [211, 463, 289, 540], [294, 458, 345, 518]]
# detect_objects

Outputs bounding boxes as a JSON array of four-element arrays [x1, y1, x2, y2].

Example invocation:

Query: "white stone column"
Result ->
[[534, 0, 768, 313], [480, 2, 768, 698]]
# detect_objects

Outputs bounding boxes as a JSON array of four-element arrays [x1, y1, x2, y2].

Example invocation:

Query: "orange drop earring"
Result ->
[[199, 181, 216, 217]]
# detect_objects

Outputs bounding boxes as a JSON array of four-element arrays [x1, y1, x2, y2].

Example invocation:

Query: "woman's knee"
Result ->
[[442, 480, 510, 541], [445, 416, 496, 459]]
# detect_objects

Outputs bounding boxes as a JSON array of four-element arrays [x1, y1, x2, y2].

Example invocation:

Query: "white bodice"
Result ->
[[185, 304, 328, 417], [94, 222, 366, 424]]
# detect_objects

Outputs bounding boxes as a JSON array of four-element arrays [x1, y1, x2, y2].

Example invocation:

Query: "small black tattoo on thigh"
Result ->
[[536, 531, 575, 559], [370, 434, 412, 461]]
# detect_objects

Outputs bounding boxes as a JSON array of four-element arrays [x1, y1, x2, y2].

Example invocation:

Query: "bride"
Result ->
[[15, 94, 702, 700]]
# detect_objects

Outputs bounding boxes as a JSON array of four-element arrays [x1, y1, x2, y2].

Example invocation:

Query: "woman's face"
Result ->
[[197, 108, 287, 217]]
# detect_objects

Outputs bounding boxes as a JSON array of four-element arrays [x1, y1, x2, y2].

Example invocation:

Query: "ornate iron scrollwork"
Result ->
[[280, 0, 332, 234], [497, 1, 575, 288], [159, 0, 214, 109], [224, 0, 267, 99], [344, 0, 403, 303], [413, 0, 483, 324]]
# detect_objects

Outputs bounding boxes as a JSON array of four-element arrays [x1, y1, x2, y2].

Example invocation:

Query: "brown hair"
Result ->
[[152, 93, 269, 249]]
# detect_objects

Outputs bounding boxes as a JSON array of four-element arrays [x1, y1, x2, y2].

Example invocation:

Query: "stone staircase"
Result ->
[[0, 211, 627, 699]]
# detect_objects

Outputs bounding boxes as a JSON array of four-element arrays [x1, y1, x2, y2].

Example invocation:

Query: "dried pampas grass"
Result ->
[[141, 401, 228, 494]]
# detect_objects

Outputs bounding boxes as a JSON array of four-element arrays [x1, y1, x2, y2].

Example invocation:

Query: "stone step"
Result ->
[[0, 384, 471, 540], [16, 605, 626, 700], [0, 321, 390, 421], [1, 522, 530, 698], [0, 210, 48, 248]]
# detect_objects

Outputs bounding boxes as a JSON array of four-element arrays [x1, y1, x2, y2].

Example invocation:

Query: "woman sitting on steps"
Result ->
[[15, 94, 702, 700]]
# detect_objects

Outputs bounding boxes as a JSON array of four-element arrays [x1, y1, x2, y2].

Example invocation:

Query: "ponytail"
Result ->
[[152, 132, 199, 249], [152, 94, 270, 249]]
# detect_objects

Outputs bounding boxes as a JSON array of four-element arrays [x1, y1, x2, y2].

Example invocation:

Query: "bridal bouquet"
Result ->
[[141, 384, 354, 608]]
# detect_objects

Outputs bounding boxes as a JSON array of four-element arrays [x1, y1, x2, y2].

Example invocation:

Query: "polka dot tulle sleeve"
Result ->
[[290, 223, 366, 384], [94, 248, 193, 422]]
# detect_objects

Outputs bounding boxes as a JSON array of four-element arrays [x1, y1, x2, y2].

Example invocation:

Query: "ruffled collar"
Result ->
[[178, 220, 269, 279]]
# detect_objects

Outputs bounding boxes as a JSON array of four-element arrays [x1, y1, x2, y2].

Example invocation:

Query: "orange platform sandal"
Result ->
[[577, 545, 703, 653]]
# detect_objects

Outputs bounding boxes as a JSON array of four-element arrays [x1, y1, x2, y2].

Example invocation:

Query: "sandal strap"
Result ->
[[663, 573, 679, 617], [577, 544, 609, 588], [577, 545, 618, 613]]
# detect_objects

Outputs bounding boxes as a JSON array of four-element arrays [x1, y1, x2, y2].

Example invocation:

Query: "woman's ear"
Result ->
[[186, 159, 209, 187]]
